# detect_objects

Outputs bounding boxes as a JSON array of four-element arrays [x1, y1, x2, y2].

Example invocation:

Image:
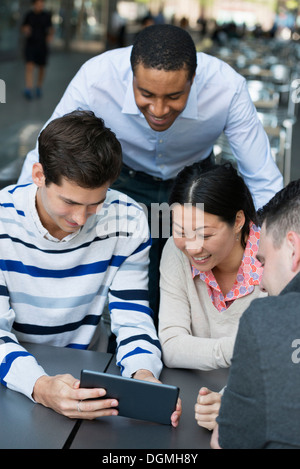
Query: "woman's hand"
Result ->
[[195, 387, 221, 430]]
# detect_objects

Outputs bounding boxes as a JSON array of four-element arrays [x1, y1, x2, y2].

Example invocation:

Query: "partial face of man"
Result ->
[[133, 64, 194, 132], [33, 164, 109, 240], [257, 223, 295, 296]]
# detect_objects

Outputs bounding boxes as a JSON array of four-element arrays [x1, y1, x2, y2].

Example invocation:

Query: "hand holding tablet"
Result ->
[[80, 369, 180, 425]]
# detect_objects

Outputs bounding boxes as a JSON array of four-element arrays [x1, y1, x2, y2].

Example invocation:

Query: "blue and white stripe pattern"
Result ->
[[0, 183, 162, 399]]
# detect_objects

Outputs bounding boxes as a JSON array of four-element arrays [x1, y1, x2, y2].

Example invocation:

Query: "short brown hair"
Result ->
[[257, 179, 300, 247], [38, 110, 122, 188]]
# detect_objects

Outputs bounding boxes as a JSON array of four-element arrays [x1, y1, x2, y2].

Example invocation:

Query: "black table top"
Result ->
[[0, 342, 229, 450], [0, 343, 112, 449], [70, 360, 229, 449]]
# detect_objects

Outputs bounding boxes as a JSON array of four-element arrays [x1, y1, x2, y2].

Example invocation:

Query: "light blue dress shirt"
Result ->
[[19, 46, 283, 209]]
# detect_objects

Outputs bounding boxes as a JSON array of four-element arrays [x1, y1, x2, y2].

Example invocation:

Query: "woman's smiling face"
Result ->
[[172, 204, 240, 271]]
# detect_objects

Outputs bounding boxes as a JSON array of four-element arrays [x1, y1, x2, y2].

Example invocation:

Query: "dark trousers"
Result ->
[[111, 154, 215, 328]]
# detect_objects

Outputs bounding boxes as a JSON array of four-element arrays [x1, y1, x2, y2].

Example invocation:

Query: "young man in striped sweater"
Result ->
[[0, 110, 180, 425]]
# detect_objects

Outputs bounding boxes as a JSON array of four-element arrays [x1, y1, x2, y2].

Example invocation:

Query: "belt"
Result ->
[[122, 164, 174, 183], [122, 152, 215, 184]]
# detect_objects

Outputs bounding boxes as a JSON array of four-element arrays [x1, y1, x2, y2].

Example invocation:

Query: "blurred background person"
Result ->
[[21, 0, 54, 99]]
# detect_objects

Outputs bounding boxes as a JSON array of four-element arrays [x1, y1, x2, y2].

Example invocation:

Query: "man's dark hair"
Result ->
[[257, 179, 300, 247], [130, 24, 197, 81], [169, 163, 257, 249], [38, 110, 122, 188]]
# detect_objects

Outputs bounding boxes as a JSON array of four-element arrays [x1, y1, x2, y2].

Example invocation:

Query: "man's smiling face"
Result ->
[[133, 64, 194, 132]]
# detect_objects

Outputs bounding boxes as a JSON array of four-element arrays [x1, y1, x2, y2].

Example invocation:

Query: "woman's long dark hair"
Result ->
[[169, 163, 257, 249]]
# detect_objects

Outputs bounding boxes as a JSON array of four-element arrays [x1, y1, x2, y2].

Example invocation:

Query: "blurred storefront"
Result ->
[[0, 0, 115, 60], [0, 0, 21, 59], [0, 0, 299, 60]]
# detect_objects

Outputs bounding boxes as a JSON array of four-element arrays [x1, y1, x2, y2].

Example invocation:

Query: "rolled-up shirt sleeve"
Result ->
[[224, 79, 283, 209]]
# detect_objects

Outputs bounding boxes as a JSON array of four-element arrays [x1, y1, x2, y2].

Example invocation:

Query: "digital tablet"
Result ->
[[80, 369, 179, 425]]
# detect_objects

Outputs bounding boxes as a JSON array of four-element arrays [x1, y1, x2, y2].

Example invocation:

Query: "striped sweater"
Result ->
[[0, 183, 162, 399]]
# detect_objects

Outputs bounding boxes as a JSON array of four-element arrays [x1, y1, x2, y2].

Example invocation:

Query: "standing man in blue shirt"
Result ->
[[18, 24, 283, 318]]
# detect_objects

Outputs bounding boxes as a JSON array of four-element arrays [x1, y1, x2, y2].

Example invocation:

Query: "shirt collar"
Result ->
[[181, 80, 198, 119], [122, 72, 139, 115], [122, 73, 198, 120], [280, 270, 300, 296]]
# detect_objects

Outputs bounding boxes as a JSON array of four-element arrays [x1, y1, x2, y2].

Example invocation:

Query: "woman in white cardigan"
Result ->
[[158, 162, 266, 429]]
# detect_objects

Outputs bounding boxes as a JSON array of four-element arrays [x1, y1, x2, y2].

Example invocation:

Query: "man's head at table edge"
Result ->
[[257, 179, 300, 296]]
